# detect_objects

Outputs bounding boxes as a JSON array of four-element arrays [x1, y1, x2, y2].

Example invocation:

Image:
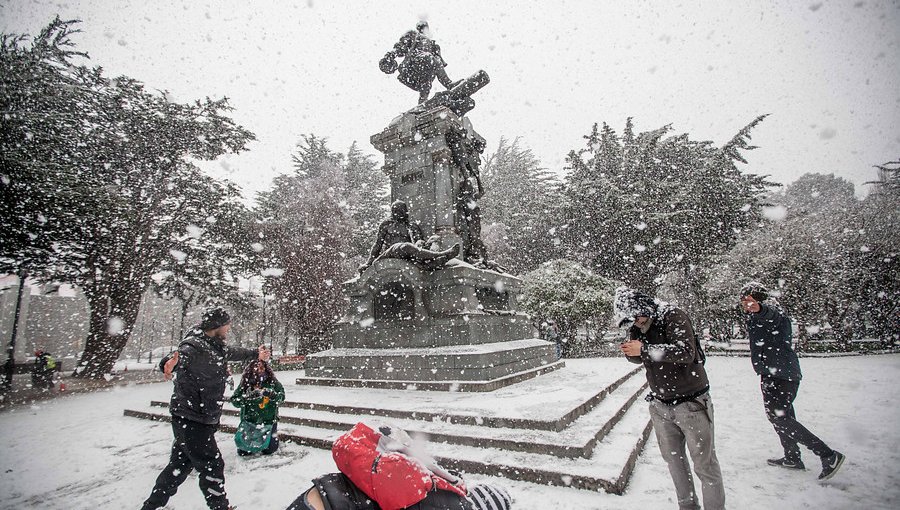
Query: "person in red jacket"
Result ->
[[286, 422, 512, 510], [287, 473, 511, 510]]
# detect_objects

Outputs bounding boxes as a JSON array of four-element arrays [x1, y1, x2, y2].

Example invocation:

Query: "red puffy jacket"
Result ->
[[332, 422, 467, 510]]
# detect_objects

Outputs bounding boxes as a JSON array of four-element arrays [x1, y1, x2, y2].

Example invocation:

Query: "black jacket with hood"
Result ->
[[746, 302, 802, 381], [159, 328, 258, 425]]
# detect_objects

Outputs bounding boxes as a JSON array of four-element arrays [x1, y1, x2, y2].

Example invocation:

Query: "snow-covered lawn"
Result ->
[[0, 355, 897, 509]]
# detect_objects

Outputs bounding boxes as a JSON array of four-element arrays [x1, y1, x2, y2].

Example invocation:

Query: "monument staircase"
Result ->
[[124, 363, 653, 495]]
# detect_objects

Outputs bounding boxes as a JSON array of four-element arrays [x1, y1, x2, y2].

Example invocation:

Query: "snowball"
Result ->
[[185, 224, 204, 239], [261, 267, 284, 277], [761, 205, 788, 221], [169, 249, 187, 262], [107, 316, 125, 335]]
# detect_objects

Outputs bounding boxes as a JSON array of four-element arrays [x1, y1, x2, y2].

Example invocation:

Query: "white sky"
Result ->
[[2, 0, 898, 201]]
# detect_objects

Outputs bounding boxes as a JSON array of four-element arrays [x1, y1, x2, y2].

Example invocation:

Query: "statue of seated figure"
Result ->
[[358, 200, 460, 274]]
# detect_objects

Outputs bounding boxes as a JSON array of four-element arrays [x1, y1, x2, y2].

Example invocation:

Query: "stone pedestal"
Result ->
[[301, 109, 560, 390]]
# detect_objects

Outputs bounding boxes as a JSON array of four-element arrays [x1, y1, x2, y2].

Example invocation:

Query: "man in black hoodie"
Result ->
[[615, 287, 724, 510], [142, 307, 270, 510], [740, 282, 845, 481]]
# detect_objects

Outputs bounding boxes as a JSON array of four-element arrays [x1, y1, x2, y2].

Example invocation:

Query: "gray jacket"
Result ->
[[160, 328, 258, 425]]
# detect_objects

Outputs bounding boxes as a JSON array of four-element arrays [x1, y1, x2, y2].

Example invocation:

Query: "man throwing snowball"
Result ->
[[142, 306, 270, 510]]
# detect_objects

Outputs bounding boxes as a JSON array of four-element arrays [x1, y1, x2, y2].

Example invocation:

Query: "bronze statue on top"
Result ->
[[380, 21, 459, 104], [380, 22, 490, 116], [359, 200, 460, 274]]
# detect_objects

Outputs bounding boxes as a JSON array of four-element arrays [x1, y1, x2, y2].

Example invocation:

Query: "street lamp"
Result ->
[[2, 269, 28, 390]]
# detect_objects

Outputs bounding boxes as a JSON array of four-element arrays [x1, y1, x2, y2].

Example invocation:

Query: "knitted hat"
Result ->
[[467, 483, 512, 510], [613, 286, 659, 328], [740, 282, 769, 302], [199, 306, 231, 331]]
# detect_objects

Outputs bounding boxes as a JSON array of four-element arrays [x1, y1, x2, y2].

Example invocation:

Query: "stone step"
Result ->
[[123, 395, 652, 495], [146, 372, 647, 459], [288, 365, 642, 431]]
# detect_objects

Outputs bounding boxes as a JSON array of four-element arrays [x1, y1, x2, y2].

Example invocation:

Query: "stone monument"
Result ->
[[301, 24, 560, 391]]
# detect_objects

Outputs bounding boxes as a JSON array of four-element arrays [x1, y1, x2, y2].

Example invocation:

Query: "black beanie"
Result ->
[[740, 282, 769, 302], [199, 306, 231, 331]]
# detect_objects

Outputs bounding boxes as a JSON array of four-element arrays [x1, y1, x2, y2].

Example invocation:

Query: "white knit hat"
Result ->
[[467, 483, 512, 510]]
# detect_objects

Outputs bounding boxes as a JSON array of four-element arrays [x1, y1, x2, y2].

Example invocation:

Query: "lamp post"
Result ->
[[2, 269, 28, 390]]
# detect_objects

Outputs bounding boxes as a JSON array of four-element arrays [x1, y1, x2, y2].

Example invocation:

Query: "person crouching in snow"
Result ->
[[231, 359, 285, 456], [739, 282, 845, 480]]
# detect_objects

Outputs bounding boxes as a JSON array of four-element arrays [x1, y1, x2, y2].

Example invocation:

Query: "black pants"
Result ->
[[142, 416, 229, 510], [761, 376, 834, 462]]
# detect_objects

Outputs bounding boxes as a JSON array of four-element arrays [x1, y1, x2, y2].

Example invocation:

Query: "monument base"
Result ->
[[298, 340, 564, 392]]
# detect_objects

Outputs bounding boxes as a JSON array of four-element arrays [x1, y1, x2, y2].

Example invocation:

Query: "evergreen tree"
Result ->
[[343, 142, 388, 265], [0, 19, 256, 377], [562, 116, 774, 299], [254, 136, 353, 354], [480, 137, 563, 274]]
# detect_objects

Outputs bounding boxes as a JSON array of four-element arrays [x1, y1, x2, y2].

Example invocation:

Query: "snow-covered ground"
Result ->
[[0, 355, 897, 510]]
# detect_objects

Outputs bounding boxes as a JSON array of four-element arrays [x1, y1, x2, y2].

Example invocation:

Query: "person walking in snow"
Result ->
[[141, 306, 271, 510], [739, 282, 845, 480], [614, 287, 725, 510], [231, 359, 285, 456], [544, 320, 562, 359], [31, 349, 56, 390]]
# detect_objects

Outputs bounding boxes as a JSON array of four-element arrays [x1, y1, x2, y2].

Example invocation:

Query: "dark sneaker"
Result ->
[[767, 457, 806, 470], [819, 451, 846, 480]]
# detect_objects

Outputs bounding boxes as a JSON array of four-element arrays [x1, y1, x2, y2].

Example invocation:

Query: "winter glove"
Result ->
[[247, 389, 264, 400], [262, 388, 275, 398]]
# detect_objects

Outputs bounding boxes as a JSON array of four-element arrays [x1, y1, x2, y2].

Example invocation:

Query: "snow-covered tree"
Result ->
[[561, 117, 775, 294], [480, 137, 564, 274], [254, 136, 354, 355], [343, 142, 388, 266], [519, 259, 616, 356], [0, 19, 255, 377], [707, 171, 898, 348]]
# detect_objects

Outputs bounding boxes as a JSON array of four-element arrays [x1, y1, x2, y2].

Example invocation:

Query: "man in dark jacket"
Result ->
[[740, 282, 845, 480], [615, 287, 724, 510], [142, 307, 270, 510]]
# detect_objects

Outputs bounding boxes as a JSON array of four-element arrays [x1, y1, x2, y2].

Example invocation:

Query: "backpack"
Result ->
[[332, 422, 466, 510]]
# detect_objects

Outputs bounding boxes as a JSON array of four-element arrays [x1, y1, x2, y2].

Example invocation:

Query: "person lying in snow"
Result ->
[[286, 422, 512, 510], [231, 359, 285, 456]]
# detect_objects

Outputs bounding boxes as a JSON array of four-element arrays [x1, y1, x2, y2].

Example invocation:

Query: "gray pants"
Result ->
[[649, 393, 726, 510]]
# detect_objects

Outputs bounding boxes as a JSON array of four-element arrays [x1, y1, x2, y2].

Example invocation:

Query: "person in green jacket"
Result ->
[[230, 359, 285, 456]]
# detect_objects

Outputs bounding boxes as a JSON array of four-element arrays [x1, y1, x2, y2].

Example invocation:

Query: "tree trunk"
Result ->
[[74, 285, 143, 379]]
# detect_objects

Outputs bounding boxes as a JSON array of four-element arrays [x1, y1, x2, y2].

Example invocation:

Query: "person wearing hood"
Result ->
[[614, 287, 725, 510], [740, 282, 845, 481], [142, 306, 270, 510]]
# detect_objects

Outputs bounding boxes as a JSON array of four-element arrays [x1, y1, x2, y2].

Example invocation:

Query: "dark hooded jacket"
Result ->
[[746, 302, 802, 381], [625, 307, 709, 400], [159, 328, 258, 425], [287, 473, 473, 510]]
